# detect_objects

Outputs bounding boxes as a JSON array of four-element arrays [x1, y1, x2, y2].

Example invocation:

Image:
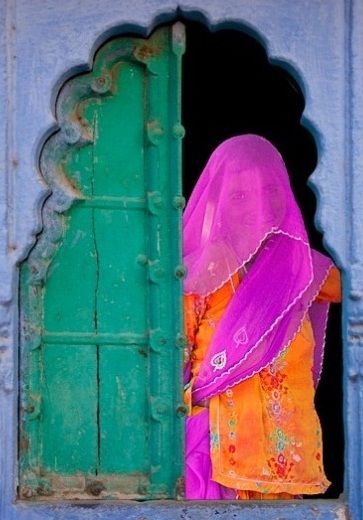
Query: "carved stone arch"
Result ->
[[13, 9, 344, 270]]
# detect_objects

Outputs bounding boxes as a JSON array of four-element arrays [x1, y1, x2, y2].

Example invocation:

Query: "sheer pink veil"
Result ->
[[183, 135, 333, 403]]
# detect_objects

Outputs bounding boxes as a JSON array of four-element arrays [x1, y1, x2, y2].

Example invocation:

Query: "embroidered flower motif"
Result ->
[[277, 453, 285, 464], [270, 428, 289, 452], [211, 350, 227, 371], [292, 453, 301, 463], [268, 453, 294, 480], [260, 369, 286, 391], [210, 431, 220, 449], [260, 365, 289, 423], [233, 326, 248, 347], [272, 389, 280, 400], [277, 440, 286, 452], [270, 400, 281, 416], [269, 351, 288, 373]]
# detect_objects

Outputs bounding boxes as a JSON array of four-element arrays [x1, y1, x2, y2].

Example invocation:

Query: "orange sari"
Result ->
[[184, 267, 341, 499]]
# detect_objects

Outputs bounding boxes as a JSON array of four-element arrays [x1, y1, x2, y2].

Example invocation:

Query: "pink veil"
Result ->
[[183, 135, 333, 403]]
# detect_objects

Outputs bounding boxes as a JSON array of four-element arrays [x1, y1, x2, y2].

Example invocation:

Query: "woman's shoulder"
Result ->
[[316, 266, 341, 303]]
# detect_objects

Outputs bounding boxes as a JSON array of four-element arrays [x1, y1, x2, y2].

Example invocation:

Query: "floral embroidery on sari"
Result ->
[[260, 358, 289, 427]]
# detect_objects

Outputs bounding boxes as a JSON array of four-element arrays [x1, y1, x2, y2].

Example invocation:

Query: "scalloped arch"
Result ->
[[35, 11, 330, 270]]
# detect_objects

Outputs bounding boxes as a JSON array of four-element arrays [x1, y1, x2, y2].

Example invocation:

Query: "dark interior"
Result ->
[[182, 20, 343, 498]]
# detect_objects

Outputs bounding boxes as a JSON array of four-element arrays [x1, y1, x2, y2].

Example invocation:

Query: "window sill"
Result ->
[[13, 497, 348, 520]]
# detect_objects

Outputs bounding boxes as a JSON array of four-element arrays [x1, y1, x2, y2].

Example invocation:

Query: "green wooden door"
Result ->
[[19, 24, 185, 500]]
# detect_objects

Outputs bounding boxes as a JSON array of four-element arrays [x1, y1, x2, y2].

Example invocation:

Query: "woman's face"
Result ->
[[221, 166, 286, 233]]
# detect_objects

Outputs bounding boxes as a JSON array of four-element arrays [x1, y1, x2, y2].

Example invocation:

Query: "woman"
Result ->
[[183, 135, 341, 500]]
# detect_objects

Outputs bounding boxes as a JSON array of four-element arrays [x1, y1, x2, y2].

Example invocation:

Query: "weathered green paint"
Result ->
[[19, 24, 185, 500]]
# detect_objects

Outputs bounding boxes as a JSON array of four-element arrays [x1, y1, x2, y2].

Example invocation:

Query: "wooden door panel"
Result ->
[[43, 207, 97, 333], [92, 63, 146, 198], [94, 209, 147, 335], [20, 24, 185, 500], [99, 345, 149, 473], [41, 344, 98, 473]]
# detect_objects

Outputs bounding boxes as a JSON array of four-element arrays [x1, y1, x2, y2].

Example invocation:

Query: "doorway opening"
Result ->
[[182, 19, 343, 498]]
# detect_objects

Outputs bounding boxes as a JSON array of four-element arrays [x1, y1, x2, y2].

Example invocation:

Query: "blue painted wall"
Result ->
[[0, 0, 361, 518]]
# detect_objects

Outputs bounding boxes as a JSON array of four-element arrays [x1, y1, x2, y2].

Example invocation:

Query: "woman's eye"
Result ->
[[263, 185, 279, 195], [231, 191, 246, 200]]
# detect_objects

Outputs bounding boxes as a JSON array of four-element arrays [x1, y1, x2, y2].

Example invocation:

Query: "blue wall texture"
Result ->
[[0, 0, 361, 518]]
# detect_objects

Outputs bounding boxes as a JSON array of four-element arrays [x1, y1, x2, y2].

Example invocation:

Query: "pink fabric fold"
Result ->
[[186, 410, 236, 500]]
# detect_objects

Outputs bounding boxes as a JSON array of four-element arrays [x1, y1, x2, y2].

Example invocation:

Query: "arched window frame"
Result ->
[[0, 1, 360, 518]]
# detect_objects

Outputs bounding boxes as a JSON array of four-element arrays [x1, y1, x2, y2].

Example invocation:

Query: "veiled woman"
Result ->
[[183, 135, 341, 499]]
